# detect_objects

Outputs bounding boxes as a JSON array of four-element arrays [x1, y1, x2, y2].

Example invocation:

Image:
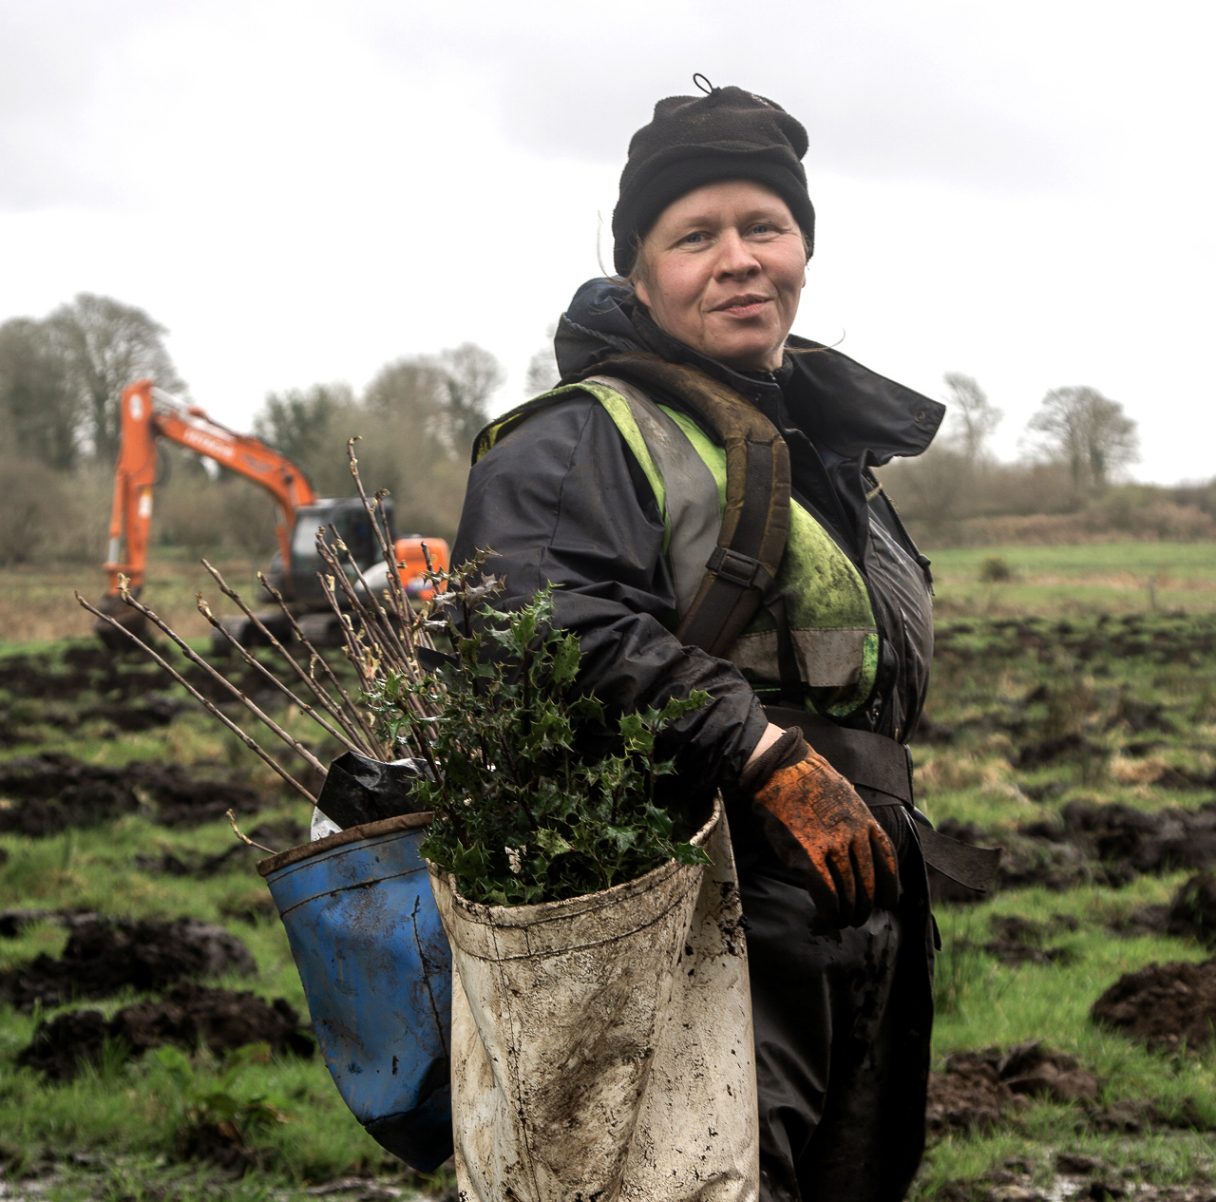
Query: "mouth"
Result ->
[[711, 294, 772, 315]]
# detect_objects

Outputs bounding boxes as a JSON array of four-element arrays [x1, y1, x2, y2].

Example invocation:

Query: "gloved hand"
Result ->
[[742, 727, 900, 926]]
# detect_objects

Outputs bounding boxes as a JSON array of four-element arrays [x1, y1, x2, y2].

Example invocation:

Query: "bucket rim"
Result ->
[[430, 793, 721, 923], [257, 810, 433, 877]]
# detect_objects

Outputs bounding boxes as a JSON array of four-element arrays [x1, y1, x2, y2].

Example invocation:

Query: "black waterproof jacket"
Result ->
[[452, 278, 944, 800]]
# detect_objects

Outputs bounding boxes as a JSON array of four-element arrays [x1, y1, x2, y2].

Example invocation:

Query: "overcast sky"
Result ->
[[2, 0, 1213, 485]]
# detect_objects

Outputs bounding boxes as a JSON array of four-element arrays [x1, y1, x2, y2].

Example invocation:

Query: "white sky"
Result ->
[[2, 0, 1213, 486]]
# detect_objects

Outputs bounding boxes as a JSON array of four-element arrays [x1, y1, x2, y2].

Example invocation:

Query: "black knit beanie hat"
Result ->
[[612, 75, 815, 276]]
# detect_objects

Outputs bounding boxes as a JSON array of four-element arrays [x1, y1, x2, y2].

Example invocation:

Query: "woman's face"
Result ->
[[634, 179, 807, 373]]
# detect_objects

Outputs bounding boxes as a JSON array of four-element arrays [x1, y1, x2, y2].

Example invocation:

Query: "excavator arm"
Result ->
[[103, 379, 316, 596], [97, 378, 450, 650]]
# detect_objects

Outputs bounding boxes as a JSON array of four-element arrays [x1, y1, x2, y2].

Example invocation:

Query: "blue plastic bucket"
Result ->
[[259, 812, 452, 1171]]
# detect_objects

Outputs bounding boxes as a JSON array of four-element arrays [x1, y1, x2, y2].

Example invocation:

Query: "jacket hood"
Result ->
[[553, 277, 944, 465], [554, 278, 648, 376]]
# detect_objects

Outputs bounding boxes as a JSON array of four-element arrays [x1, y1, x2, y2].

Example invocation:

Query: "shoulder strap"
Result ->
[[573, 353, 792, 658]]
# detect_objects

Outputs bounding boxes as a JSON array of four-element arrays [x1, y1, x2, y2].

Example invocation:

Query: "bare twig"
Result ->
[[76, 592, 318, 804], [347, 437, 414, 625], [104, 585, 329, 779], [226, 808, 276, 855], [195, 593, 365, 757], [198, 560, 371, 750], [256, 571, 382, 751]]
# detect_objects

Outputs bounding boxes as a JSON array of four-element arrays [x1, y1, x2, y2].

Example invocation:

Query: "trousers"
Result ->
[[727, 797, 935, 1202]]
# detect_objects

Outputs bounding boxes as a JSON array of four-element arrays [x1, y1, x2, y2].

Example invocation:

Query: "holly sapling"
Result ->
[[363, 567, 711, 905]]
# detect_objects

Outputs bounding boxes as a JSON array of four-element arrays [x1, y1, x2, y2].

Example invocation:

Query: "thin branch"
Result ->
[[227, 808, 276, 855], [198, 560, 370, 750], [256, 571, 381, 751], [76, 593, 318, 804], [102, 585, 328, 779], [195, 594, 365, 756]]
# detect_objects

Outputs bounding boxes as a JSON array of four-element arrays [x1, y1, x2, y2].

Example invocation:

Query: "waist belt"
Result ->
[[763, 704, 1001, 895], [764, 704, 913, 805]]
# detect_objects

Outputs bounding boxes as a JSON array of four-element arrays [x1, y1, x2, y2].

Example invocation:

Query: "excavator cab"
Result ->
[[269, 498, 389, 607], [96, 379, 450, 652]]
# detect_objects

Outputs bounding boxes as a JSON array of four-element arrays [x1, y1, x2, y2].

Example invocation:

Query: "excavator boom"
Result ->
[[104, 380, 315, 595], [97, 378, 450, 650]]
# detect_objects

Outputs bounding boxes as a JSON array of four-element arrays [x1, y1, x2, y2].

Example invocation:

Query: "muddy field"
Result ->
[[1, 615, 1214, 1200]]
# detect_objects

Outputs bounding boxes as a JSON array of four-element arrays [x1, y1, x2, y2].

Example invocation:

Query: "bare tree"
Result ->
[[942, 372, 1002, 462], [1027, 386, 1138, 495], [48, 293, 185, 465], [525, 328, 559, 395], [363, 358, 448, 434], [364, 344, 503, 453], [435, 342, 504, 452], [0, 318, 80, 469], [253, 382, 357, 476]]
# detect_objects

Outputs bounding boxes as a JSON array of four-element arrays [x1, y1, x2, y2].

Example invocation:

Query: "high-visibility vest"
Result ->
[[477, 373, 879, 721]]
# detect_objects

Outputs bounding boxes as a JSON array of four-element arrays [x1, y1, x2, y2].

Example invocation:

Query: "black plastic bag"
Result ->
[[315, 751, 431, 829]]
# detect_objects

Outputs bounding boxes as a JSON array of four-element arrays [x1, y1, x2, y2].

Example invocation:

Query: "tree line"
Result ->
[[0, 294, 506, 567], [884, 374, 1214, 543], [1, 292, 1208, 568]]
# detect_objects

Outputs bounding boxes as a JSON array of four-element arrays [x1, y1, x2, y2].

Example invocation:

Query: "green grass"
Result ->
[[2, 550, 1216, 1197], [930, 541, 1216, 616]]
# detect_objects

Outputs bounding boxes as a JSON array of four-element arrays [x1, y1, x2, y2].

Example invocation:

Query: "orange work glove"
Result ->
[[743, 727, 900, 927]]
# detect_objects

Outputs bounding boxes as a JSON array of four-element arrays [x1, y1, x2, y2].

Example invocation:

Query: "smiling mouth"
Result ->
[[713, 295, 771, 314]]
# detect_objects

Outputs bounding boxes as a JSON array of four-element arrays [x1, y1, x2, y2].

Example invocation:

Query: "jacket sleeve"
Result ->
[[452, 393, 768, 795]]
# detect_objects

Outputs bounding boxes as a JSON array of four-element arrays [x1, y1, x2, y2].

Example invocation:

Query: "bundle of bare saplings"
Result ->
[[77, 440, 760, 1202]]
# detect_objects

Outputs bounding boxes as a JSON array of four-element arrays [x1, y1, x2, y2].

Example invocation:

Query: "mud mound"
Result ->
[[0, 908, 99, 938], [135, 845, 251, 878], [934, 613, 1216, 672], [929, 819, 1095, 903], [0, 915, 256, 1010], [1055, 801, 1216, 876], [134, 817, 311, 880], [1091, 957, 1216, 1052], [1121, 874, 1216, 950], [944, 912, 1079, 965], [2, 642, 287, 713], [927, 1042, 1100, 1136], [934, 1157, 1216, 1202], [3, 646, 167, 704], [982, 915, 1078, 966], [1167, 872, 1216, 949], [79, 695, 187, 732], [0, 752, 267, 834], [0, 752, 141, 833], [17, 982, 315, 1080], [931, 803, 1216, 904]]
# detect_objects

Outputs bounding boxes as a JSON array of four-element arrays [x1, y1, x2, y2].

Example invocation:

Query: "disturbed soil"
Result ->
[[0, 751, 271, 834], [1091, 957, 1216, 1053], [0, 914, 257, 1010], [18, 982, 315, 1081], [0, 912, 315, 1082], [0, 643, 323, 1099], [1, 621, 1214, 1197], [927, 1044, 1216, 1201]]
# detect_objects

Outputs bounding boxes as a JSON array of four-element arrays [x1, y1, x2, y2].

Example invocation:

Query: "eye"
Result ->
[[678, 229, 710, 246]]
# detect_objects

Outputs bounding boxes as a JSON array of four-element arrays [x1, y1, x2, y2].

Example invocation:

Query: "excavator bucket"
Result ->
[[92, 592, 152, 651]]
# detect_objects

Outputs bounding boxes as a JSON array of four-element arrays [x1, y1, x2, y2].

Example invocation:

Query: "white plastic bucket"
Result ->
[[430, 798, 758, 1201]]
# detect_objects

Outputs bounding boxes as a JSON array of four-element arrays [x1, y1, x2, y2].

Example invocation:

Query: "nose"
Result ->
[[714, 229, 761, 278]]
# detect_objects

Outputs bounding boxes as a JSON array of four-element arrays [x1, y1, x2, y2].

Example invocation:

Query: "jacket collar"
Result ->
[[554, 277, 944, 466]]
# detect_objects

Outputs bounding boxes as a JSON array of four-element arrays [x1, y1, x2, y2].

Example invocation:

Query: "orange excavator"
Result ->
[[97, 379, 449, 647]]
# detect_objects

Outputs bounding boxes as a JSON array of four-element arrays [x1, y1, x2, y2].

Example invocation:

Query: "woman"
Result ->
[[453, 79, 943, 1202]]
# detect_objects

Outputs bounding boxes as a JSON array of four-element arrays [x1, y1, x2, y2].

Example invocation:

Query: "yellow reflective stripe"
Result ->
[[475, 382, 671, 550], [576, 383, 668, 534], [661, 407, 727, 507]]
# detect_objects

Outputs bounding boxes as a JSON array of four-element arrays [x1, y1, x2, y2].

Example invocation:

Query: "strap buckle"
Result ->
[[706, 546, 771, 591]]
